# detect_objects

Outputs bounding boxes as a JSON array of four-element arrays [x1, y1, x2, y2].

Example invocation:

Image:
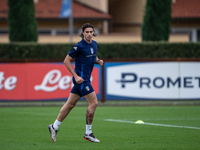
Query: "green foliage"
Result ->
[[1, 42, 200, 60], [0, 43, 73, 60], [8, 0, 38, 42], [142, 0, 171, 41]]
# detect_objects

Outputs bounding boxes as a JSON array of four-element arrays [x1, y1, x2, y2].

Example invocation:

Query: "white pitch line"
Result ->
[[105, 119, 200, 130]]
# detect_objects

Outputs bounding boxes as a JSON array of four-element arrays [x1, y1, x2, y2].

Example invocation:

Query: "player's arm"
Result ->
[[95, 56, 104, 66], [63, 55, 84, 84]]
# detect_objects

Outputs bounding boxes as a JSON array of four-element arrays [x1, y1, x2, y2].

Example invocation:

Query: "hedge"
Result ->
[[0, 42, 200, 60], [8, 0, 38, 42], [142, 0, 171, 41]]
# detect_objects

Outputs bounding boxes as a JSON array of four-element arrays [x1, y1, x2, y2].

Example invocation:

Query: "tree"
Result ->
[[8, 0, 38, 42], [142, 0, 171, 41]]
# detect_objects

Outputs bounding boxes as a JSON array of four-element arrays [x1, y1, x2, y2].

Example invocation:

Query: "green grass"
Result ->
[[0, 105, 200, 150]]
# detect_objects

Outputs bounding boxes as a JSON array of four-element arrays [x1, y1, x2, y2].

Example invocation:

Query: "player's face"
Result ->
[[83, 27, 94, 43]]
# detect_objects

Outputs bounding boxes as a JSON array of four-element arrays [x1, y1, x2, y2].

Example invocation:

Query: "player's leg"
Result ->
[[48, 93, 81, 142], [83, 91, 100, 142], [84, 91, 98, 125], [57, 93, 81, 122]]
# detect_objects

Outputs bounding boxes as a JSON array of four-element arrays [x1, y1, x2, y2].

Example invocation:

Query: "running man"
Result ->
[[48, 23, 103, 142]]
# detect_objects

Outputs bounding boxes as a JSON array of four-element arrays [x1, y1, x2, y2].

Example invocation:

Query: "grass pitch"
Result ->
[[0, 104, 200, 150]]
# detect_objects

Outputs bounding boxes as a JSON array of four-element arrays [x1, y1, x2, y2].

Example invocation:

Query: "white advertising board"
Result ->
[[105, 62, 200, 100]]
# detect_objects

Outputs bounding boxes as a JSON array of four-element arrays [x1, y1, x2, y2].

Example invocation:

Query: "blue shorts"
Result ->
[[71, 81, 94, 97]]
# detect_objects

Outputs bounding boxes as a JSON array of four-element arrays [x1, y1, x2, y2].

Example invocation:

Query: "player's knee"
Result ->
[[65, 102, 76, 110], [92, 100, 98, 108]]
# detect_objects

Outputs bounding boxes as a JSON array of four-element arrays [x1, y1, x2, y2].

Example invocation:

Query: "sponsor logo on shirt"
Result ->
[[73, 47, 77, 50], [86, 54, 96, 57]]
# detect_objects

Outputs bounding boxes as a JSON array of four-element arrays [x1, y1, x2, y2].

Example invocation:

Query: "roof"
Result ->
[[0, 0, 8, 18], [1, 0, 200, 20], [0, 0, 112, 20], [171, 0, 200, 19]]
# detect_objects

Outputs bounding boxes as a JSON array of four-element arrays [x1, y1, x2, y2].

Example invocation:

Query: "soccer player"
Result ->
[[48, 23, 103, 142]]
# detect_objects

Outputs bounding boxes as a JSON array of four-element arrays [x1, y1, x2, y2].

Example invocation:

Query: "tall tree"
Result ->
[[142, 0, 171, 41], [8, 0, 38, 42]]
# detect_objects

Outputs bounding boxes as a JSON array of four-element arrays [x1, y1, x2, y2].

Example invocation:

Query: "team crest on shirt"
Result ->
[[85, 86, 90, 91], [90, 48, 94, 54]]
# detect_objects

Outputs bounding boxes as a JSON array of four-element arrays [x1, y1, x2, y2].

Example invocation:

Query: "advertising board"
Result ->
[[0, 63, 101, 101], [105, 62, 200, 100]]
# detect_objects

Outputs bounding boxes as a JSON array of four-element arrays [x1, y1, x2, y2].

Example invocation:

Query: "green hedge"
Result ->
[[0, 43, 73, 60], [142, 0, 171, 41], [8, 0, 38, 42], [0, 42, 200, 60]]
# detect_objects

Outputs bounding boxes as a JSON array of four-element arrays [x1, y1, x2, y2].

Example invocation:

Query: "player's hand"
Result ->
[[75, 76, 84, 84], [98, 59, 104, 66]]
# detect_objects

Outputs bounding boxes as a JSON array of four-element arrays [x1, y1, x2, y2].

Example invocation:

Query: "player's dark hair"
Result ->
[[80, 23, 97, 38]]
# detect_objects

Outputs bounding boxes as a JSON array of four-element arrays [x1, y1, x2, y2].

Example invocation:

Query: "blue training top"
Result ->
[[68, 38, 97, 83]]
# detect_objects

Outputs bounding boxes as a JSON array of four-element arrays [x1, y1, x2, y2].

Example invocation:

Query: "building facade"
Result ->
[[0, 0, 200, 42]]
